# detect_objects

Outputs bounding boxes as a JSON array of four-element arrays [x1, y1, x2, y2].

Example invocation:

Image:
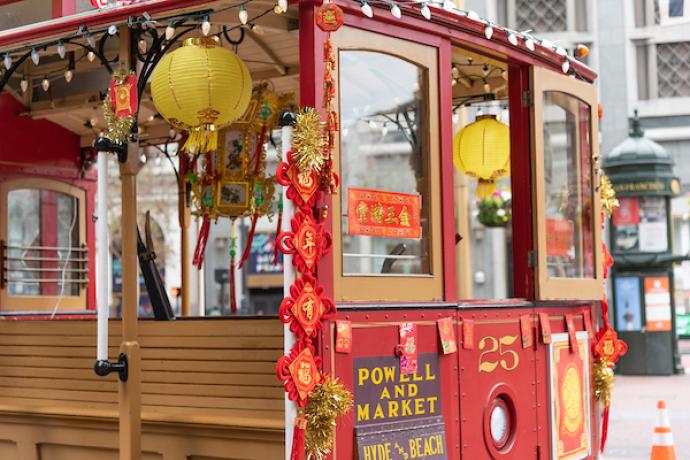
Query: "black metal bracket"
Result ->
[[94, 353, 129, 382], [93, 136, 128, 163]]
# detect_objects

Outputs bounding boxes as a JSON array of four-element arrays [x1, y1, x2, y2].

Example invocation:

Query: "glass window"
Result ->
[[339, 50, 430, 276], [542, 92, 594, 279], [0, 0, 52, 32], [6, 189, 82, 297]]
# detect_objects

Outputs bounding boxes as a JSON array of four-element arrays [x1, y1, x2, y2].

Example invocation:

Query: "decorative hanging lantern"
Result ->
[[453, 114, 510, 198], [151, 37, 252, 153]]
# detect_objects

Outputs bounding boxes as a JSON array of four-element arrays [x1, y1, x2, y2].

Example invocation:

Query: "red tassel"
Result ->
[[229, 254, 238, 314], [290, 416, 307, 460], [192, 214, 211, 269], [238, 213, 259, 268], [600, 406, 610, 453]]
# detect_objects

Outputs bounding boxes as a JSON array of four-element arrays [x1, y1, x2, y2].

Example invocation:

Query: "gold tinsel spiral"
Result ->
[[593, 358, 615, 408], [600, 173, 619, 218], [103, 93, 135, 145], [303, 376, 353, 460], [292, 108, 327, 174]]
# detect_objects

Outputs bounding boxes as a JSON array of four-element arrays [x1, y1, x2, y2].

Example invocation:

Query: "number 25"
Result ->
[[478, 335, 520, 373]]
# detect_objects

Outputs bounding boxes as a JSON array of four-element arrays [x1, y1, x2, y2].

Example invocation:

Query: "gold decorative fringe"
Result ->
[[292, 108, 327, 174], [303, 376, 353, 460], [184, 125, 218, 154], [593, 358, 615, 408], [103, 93, 135, 144], [600, 173, 619, 218]]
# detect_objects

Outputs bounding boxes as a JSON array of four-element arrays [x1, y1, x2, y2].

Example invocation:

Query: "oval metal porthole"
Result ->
[[489, 398, 511, 450]]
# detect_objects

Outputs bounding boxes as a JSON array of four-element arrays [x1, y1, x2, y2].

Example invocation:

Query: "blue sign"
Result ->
[[615, 276, 642, 332]]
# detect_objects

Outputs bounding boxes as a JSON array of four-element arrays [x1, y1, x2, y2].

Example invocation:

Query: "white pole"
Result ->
[[96, 151, 109, 362], [281, 124, 296, 460]]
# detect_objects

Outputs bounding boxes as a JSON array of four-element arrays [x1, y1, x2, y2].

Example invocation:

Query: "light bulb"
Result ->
[[556, 46, 567, 57], [20, 78, 28, 93], [65, 69, 73, 82], [451, 66, 459, 78], [165, 24, 175, 40], [482, 64, 489, 76], [467, 10, 480, 20], [443, 0, 455, 11], [201, 16, 211, 36], [525, 37, 535, 51], [169, 128, 177, 139], [419, 4, 431, 20], [138, 38, 147, 53], [451, 78, 458, 86], [57, 41, 66, 59], [561, 59, 570, 73], [86, 33, 96, 48], [239, 6, 248, 24], [278, 0, 288, 13], [41, 77, 50, 92], [484, 24, 493, 39], [390, 4, 401, 18], [31, 48, 39, 65], [87, 51, 95, 62], [368, 120, 377, 129], [273, 5, 283, 14], [381, 124, 388, 136], [361, 1, 373, 18], [3, 53, 11, 70], [483, 81, 490, 93], [507, 32, 518, 46], [541, 39, 553, 49], [108, 25, 118, 36], [140, 153, 147, 163], [251, 24, 264, 35]]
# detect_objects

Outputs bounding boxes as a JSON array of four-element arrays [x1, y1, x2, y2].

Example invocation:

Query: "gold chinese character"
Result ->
[[298, 171, 314, 188], [356, 202, 369, 223], [385, 206, 399, 225], [399, 206, 410, 227], [302, 297, 314, 321], [302, 230, 316, 254], [298, 362, 312, 385], [371, 203, 384, 224]]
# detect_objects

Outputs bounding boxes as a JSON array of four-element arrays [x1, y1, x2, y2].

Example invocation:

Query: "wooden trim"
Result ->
[[331, 26, 444, 302], [530, 66, 603, 300], [0, 178, 87, 311]]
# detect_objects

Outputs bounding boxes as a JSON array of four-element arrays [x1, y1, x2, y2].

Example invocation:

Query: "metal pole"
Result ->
[[96, 151, 109, 362], [281, 123, 296, 460]]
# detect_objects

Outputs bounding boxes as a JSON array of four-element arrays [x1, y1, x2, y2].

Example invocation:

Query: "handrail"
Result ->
[[2, 244, 88, 252], [4, 267, 89, 273]]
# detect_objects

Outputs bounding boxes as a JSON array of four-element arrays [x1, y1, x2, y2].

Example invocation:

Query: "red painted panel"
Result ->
[[0, 94, 96, 311], [323, 308, 461, 460], [458, 308, 538, 459]]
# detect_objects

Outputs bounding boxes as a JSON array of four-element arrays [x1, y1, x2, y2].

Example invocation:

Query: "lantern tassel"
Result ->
[[192, 214, 211, 269], [238, 212, 259, 268], [476, 179, 496, 199], [601, 406, 610, 452], [290, 415, 307, 460], [183, 126, 218, 155], [229, 223, 238, 314]]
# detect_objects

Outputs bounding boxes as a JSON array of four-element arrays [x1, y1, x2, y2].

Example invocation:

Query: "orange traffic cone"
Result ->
[[650, 400, 676, 460]]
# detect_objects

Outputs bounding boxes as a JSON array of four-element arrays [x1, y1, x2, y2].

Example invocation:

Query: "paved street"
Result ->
[[603, 341, 690, 460]]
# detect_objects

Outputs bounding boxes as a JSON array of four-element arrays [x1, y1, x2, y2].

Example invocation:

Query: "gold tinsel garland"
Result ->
[[600, 173, 619, 218], [593, 357, 614, 408], [103, 93, 135, 144], [303, 376, 353, 460], [292, 108, 327, 173]]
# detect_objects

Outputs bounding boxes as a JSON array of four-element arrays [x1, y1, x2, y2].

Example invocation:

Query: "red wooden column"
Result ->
[[52, 0, 76, 18]]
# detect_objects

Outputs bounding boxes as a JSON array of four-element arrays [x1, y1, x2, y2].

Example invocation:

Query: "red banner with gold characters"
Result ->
[[550, 332, 591, 460], [347, 188, 421, 239]]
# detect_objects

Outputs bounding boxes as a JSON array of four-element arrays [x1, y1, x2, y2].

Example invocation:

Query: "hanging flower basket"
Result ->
[[477, 191, 511, 227]]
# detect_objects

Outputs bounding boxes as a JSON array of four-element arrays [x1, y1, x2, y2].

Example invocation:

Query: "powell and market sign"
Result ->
[[354, 353, 448, 460]]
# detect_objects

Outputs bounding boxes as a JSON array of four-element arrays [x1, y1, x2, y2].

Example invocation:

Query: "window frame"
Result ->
[[0, 178, 87, 312], [331, 26, 444, 302], [530, 66, 603, 300]]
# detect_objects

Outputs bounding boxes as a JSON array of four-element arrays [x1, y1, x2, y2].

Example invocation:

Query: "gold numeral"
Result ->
[[478, 335, 520, 373]]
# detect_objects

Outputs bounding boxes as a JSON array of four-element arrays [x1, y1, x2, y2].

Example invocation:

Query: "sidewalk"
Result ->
[[603, 349, 690, 460]]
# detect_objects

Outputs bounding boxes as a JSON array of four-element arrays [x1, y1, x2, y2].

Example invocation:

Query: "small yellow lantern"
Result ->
[[453, 114, 510, 198], [151, 37, 252, 153]]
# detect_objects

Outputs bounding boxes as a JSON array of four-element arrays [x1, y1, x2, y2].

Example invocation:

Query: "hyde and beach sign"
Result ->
[[354, 353, 448, 460]]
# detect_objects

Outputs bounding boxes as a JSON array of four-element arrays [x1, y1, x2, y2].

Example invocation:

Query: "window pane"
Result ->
[[339, 50, 430, 275], [7, 189, 81, 297], [515, 0, 567, 33], [0, 0, 52, 32], [542, 92, 594, 279]]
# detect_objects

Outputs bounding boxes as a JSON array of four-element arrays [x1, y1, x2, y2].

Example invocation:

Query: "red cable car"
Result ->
[[0, 1, 621, 459]]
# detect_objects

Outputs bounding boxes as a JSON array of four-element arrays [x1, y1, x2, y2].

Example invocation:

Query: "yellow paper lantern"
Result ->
[[453, 114, 510, 198], [151, 37, 252, 153]]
